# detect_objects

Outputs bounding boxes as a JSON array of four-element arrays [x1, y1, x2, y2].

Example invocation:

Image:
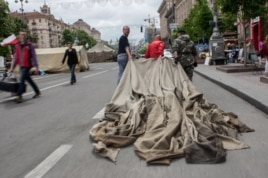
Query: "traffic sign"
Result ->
[[169, 23, 179, 29]]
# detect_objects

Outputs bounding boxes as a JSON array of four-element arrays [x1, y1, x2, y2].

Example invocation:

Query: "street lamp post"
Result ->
[[209, 0, 226, 65], [15, 0, 28, 20]]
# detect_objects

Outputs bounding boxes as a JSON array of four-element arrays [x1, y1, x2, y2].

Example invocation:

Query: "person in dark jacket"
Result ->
[[9, 30, 41, 103], [62, 42, 79, 85]]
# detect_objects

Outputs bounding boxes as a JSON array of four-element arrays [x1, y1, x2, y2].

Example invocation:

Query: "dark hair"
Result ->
[[178, 29, 186, 33], [20, 28, 26, 32]]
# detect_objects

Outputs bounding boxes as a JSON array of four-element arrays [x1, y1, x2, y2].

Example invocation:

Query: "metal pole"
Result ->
[[172, 0, 175, 23], [15, 0, 28, 24]]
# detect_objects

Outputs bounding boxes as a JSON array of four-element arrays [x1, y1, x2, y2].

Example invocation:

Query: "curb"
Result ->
[[195, 70, 268, 115]]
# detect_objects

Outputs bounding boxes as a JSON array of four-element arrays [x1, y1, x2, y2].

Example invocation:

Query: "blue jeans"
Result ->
[[17, 67, 40, 96], [68, 64, 76, 82], [117, 53, 128, 84]]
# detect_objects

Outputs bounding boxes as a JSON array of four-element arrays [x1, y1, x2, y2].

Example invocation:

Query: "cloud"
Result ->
[[7, 0, 162, 43]]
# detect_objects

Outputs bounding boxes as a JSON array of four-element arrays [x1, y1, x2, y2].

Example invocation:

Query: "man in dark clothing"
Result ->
[[62, 42, 79, 85], [9, 30, 41, 103], [117, 26, 132, 84]]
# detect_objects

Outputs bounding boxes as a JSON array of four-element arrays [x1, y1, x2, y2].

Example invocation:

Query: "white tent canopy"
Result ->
[[87, 42, 116, 63], [36, 46, 89, 73]]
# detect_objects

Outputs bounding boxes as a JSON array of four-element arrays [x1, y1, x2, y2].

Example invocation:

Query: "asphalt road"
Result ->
[[0, 62, 267, 178]]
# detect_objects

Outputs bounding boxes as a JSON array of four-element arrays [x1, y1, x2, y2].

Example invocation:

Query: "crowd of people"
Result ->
[[116, 26, 199, 84], [116, 25, 268, 84]]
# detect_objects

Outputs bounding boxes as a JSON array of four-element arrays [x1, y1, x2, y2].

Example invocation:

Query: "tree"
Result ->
[[182, 0, 213, 43], [10, 17, 28, 35], [75, 30, 97, 49], [61, 29, 74, 45], [61, 29, 97, 49], [218, 12, 237, 33], [0, 0, 30, 57], [216, 0, 268, 20], [0, 0, 13, 57]]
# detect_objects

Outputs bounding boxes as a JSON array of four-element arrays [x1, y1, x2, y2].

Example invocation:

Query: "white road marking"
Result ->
[[92, 107, 105, 119], [46, 78, 70, 85], [24, 144, 72, 178], [82, 70, 108, 78], [40, 81, 70, 91], [33, 73, 63, 80], [0, 70, 109, 103], [112, 67, 118, 70], [0, 81, 69, 103]]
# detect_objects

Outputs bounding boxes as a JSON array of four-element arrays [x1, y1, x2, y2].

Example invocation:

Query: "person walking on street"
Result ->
[[145, 35, 165, 59], [9, 30, 41, 103], [62, 42, 79, 85], [117, 26, 132, 84], [246, 37, 258, 62], [172, 29, 198, 81], [261, 34, 268, 76]]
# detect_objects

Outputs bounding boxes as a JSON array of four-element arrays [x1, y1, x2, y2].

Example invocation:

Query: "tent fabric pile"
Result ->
[[89, 57, 254, 165]]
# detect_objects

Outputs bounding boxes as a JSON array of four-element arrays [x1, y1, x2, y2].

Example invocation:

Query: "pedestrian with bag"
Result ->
[[62, 42, 79, 85], [9, 30, 41, 103], [172, 29, 198, 81]]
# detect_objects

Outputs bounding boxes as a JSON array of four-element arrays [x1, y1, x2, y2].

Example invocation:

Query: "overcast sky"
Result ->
[[7, 0, 163, 44]]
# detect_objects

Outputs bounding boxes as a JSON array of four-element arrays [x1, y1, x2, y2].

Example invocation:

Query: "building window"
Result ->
[[39, 19, 41, 23]]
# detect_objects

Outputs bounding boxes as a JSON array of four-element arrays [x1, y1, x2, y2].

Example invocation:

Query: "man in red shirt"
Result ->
[[10, 30, 41, 103], [145, 35, 165, 59]]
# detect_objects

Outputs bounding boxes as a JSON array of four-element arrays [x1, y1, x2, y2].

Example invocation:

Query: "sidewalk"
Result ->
[[194, 64, 268, 115]]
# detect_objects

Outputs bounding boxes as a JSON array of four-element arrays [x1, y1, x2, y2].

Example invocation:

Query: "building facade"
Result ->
[[158, 0, 199, 47], [73, 19, 101, 42], [11, 3, 100, 48]]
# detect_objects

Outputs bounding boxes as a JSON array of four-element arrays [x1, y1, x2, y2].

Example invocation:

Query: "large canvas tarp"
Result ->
[[87, 42, 116, 63], [89, 57, 254, 165], [36, 46, 89, 73]]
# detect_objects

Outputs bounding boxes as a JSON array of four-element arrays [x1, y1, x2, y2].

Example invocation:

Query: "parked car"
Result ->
[[138, 54, 145, 58], [164, 49, 173, 58]]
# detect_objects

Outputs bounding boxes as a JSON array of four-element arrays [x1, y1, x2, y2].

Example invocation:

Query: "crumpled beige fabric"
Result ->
[[89, 57, 254, 164]]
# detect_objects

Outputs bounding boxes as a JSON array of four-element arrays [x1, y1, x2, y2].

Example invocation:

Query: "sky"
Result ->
[[7, 0, 163, 44]]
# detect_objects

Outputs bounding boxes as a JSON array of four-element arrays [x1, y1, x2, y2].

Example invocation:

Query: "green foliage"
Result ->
[[216, 0, 268, 20], [11, 17, 28, 35], [75, 30, 97, 49], [218, 12, 237, 33], [62, 29, 74, 45], [0, 0, 11, 37], [138, 46, 146, 54], [61, 29, 97, 49], [0, 0, 11, 57], [172, 29, 178, 39], [0, 0, 29, 57], [182, 0, 213, 42]]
